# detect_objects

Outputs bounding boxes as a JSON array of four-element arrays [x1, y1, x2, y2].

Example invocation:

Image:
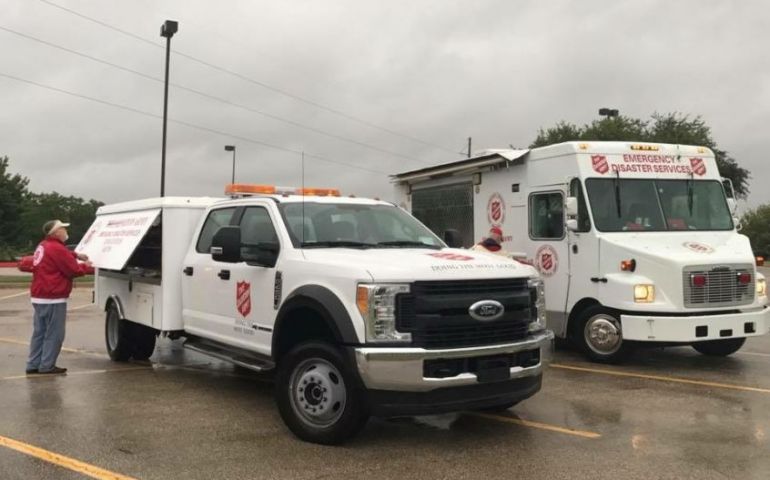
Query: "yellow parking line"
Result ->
[[0, 336, 106, 358], [467, 412, 601, 439], [737, 351, 770, 358], [69, 303, 95, 311], [0, 291, 28, 301], [1, 366, 151, 381], [0, 434, 137, 480], [551, 363, 770, 395]]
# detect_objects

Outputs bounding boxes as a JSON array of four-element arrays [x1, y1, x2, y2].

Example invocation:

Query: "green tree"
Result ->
[[0, 156, 30, 256], [20, 192, 103, 249], [530, 113, 750, 198], [739, 205, 770, 256]]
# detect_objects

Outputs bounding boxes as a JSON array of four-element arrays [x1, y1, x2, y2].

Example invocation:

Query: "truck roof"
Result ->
[[96, 196, 223, 215]]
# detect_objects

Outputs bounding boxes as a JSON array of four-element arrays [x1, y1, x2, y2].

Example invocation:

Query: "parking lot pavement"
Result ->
[[2, 288, 769, 480]]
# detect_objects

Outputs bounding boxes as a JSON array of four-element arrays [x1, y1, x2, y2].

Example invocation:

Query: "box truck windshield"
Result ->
[[585, 178, 733, 232]]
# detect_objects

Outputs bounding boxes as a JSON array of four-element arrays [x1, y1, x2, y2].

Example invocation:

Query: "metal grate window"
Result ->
[[411, 183, 474, 248], [682, 264, 755, 308]]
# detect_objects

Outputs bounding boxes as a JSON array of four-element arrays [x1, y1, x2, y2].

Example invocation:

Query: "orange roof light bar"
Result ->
[[296, 187, 341, 197], [225, 184, 277, 195]]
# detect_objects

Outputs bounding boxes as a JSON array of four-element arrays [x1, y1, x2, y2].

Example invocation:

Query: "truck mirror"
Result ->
[[244, 243, 279, 268], [726, 198, 738, 216], [443, 229, 462, 248], [565, 197, 578, 217], [211, 226, 242, 263], [566, 219, 579, 232]]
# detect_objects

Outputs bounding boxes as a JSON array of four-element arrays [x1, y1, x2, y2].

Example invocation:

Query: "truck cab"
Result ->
[[79, 184, 553, 444], [393, 142, 769, 363]]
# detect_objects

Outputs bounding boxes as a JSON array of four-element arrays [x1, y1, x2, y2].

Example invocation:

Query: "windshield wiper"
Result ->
[[375, 240, 441, 249], [301, 241, 375, 249]]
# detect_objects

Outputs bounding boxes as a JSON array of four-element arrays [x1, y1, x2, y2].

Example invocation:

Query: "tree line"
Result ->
[[0, 156, 103, 260]]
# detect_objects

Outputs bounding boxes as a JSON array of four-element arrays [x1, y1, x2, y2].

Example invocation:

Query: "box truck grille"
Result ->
[[396, 279, 532, 349], [682, 264, 755, 308]]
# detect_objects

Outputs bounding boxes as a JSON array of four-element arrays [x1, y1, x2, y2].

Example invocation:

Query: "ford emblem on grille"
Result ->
[[469, 300, 505, 321]]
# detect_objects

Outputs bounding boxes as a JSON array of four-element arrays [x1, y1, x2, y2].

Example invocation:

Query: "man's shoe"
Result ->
[[25, 369, 38, 375], [38, 367, 67, 375]]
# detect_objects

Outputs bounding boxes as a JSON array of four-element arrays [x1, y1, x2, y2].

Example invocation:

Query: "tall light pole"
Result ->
[[159, 20, 178, 197], [224, 145, 236, 184], [599, 107, 619, 119]]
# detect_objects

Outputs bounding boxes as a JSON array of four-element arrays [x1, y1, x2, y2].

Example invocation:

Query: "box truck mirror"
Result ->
[[565, 197, 578, 217], [211, 226, 242, 263], [443, 229, 463, 248], [726, 198, 737, 215], [566, 219, 579, 232]]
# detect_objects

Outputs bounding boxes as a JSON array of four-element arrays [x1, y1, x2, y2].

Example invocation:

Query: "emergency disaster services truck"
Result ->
[[393, 141, 769, 363], [75, 184, 553, 444]]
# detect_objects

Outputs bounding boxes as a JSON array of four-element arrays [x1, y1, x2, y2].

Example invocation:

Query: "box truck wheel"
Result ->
[[692, 337, 746, 356], [105, 303, 132, 361], [276, 341, 369, 445], [578, 306, 632, 364]]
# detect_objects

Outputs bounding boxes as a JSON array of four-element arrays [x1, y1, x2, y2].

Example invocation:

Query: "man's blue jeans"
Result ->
[[27, 303, 67, 372]]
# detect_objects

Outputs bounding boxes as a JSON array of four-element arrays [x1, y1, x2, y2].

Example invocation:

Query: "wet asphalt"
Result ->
[[1, 285, 769, 480]]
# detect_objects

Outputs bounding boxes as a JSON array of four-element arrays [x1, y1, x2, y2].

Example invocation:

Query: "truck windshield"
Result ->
[[585, 179, 733, 232], [278, 202, 444, 249]]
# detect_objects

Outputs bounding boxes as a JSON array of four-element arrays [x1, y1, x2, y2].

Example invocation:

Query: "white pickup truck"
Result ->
[[77, 184, 553, 444]]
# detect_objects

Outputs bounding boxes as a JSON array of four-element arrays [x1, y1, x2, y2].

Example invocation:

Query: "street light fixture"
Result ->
[[159, 20, 178, 197], [225, 145, 236, 184], [599, 108, 619, 119]]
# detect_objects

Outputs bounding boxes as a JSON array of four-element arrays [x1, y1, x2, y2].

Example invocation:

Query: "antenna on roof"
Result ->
[[301, 151, 306, 249]]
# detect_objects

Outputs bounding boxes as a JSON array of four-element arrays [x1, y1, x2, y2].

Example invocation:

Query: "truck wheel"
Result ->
[[578, 306, 632, 364], [276, 342, 369, 445], [692, 338, 746, 356], [105, 303, 132, 361], [130, 323, 157, 361]]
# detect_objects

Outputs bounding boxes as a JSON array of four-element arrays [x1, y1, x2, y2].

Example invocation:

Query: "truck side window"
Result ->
[[569, 179, 591, 232], [529, 192, 564, 240], [239, 207, 279, 260], [196, 207, 237, 254]]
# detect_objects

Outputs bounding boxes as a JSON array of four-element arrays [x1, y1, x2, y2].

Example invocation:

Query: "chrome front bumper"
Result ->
[[354, 330, 554, 392]]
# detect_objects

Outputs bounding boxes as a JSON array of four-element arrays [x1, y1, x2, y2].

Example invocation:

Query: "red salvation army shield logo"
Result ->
[[690, 157, 707, 176], [236, 281, 252, 317], [683, 241, 714, 254], [591, 155, 609, 174], [487, 193, 505, 226], [535, 245, 559, 277]]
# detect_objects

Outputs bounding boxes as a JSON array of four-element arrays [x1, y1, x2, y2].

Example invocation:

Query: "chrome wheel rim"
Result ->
[[289, 358, 346, 428], [107, 309, 120, 350], [584, 314, 622, 355]]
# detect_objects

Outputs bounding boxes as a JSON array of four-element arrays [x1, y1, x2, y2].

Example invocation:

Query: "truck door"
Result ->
[[528, 189, 569, 332], [227, 205, 282, 354], [182, 207, 239, 343]]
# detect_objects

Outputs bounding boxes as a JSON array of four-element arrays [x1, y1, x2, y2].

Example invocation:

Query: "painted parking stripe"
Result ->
[[551, 363, 770, 395], [736, 351, 770, 358], [0, 291, 28, 301], [69, 303, 95, 311], [0, 366, 151, 381], [467, 412, 601, 439], [0, 336, 106, 358], [0, 434, 137, 480]]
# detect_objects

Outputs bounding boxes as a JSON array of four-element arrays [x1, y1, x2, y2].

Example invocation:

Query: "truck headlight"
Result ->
[[356, 283, 412, 343], [634, 284, 655, 303], [528, 278, 546, 332], [757, 277, 767, 298]]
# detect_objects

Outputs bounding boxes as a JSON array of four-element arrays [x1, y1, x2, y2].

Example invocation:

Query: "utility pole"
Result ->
[[467, 137, 472, 158], [159, 20, 178, 197]]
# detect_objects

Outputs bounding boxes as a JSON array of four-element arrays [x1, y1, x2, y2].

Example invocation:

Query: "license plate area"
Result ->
[[474, 355, 511, 383]]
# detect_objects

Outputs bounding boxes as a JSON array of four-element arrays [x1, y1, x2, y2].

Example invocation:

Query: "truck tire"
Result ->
[[577, 306, 632, 364], [692, 338, 746, 356], [276, 342, 369, 445], [130, 323, 157, 361], [105, 303, 132, 361]]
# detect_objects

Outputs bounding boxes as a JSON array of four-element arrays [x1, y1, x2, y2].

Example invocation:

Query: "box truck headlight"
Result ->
[[757, 277, 767, 298], [357, 284, 412, 343], [634, 284, 655, 303], [528, 278, 547, 332]]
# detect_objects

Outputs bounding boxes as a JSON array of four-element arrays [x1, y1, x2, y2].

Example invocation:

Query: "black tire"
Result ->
[[130, 323, 157, 361], [105, 303, 132, 361], [576, 306, 632, 364], [692, 337, 746, 356], [275, 342, 369, 445]]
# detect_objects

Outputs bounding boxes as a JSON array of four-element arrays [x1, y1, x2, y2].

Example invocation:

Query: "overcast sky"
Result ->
[[1, 0, 768, 210]]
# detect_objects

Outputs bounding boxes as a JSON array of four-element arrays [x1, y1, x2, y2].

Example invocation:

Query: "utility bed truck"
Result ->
[[393, 142, 769, 363], [76, 184, 552, 444]]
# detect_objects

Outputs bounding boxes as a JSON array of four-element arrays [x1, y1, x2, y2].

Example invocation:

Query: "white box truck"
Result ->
[[393, 141, 769, 363], [76, 185, 553, 444]]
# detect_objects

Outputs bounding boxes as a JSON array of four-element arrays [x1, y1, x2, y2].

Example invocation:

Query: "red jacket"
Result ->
[[30, 237, 89, 300]]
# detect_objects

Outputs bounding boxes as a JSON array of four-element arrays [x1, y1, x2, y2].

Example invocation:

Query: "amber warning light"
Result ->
[[225, 184, 340, 197]]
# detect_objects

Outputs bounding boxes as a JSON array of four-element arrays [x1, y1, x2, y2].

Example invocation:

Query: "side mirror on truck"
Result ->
[[726, 198, 738, 216], [443, 229, 463, 248], [566, 219, 579, 232], [565, 197, 578, 217], [242, 243, 279, 268], [211, 226, 242, 263]]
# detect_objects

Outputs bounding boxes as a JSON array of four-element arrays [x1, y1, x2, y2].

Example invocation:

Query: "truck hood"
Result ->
[[300, 248, 538, 282]]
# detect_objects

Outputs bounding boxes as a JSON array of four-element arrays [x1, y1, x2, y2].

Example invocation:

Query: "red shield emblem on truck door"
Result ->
[[236, 281, 251, 317], [690, 157, 706, 176], [591, 155, 609, 174]]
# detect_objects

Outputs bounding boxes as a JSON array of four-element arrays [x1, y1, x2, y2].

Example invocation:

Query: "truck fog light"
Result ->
[[634, 284, 655, 303], [757, 277, 767, 298], [357, 283, 412, 343]]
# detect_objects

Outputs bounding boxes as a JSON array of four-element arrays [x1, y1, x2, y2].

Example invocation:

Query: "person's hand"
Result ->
[[76, 252, 89, 261], [84, 260, 94, 268]]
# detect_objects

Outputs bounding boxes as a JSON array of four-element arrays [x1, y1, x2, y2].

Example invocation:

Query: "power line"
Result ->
[[0, 70, 389, 175], [0, 24, 429, 164], [37, 0, 465, 157]]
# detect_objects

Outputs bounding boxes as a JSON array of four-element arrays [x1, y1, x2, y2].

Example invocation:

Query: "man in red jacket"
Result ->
[[26, 220, 92, 375]]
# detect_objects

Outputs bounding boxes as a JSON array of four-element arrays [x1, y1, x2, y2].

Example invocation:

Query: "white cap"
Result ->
[[43, 219, 70, 236]]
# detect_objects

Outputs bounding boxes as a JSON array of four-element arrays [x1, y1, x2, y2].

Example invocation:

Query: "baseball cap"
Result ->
[[43, 219, 70, 235], [490, 226, 503, 236]]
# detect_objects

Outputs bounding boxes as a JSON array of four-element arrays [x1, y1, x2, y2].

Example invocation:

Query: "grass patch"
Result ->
[[0, 275, 93, 284]]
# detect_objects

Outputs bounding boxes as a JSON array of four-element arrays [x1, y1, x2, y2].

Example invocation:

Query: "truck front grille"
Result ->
[[682, 264, 755, 308], [396, 279, 532, 349]]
